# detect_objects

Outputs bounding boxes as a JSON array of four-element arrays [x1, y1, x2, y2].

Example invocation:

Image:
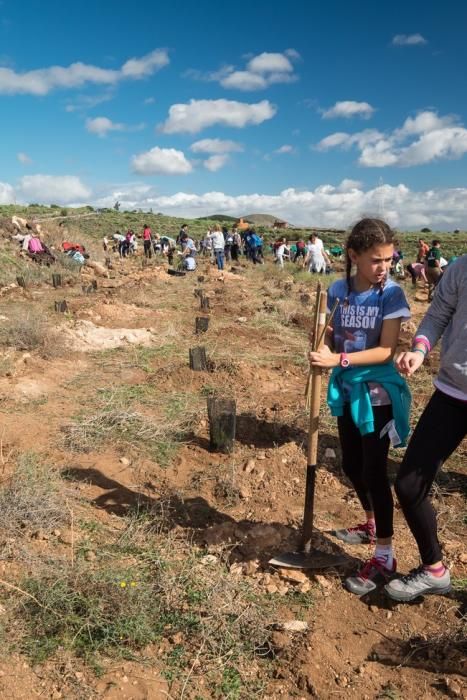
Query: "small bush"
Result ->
[[0, 452, 69, 536], [0, 315, 68, 359]]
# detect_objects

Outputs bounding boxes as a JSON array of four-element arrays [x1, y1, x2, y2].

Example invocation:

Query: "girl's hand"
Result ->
[[309, 345, 340, 368], [396, 351, 425, 376]]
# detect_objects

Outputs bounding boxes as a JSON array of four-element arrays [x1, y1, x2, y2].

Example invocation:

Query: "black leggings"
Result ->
[[338, 404, 393, 538], [395, 390, 467, 565]]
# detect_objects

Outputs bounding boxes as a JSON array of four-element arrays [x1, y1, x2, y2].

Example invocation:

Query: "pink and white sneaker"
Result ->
[[334, 521, 376, 545], [345, 556, 397, 596]]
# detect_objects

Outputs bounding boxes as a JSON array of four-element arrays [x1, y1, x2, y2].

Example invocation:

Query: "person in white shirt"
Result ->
[[305, 233, 330, 273], [276, 238, 288, 269], [207, 225, 225, 270]]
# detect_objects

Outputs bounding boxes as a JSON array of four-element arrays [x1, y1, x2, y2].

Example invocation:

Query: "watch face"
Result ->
[[341, 358, 350, 367]]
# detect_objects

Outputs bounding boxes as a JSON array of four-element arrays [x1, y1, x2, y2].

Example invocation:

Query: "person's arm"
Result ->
[[310, 317, 402, 368], [397, 262, 459, 376]]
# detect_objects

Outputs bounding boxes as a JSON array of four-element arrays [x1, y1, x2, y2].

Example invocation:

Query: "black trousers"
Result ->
[[338, 404, 393, 538], [395, 390, 467, 564], [144, 240, 152, 258]]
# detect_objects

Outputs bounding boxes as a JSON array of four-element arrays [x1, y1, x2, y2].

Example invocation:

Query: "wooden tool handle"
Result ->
[[307, 290, 327, 465]]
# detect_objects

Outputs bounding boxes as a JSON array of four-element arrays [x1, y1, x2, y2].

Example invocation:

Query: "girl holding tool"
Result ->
[[309, 218, 411, 595]]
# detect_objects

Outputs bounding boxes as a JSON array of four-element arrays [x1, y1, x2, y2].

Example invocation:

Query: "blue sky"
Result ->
[[1, 0, 467, 227]]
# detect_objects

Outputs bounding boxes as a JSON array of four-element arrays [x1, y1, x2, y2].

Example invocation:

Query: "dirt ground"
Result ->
[[0, 252, 465, 700]]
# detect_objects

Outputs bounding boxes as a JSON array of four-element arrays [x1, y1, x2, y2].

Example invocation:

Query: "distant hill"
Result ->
[[242, 213, 288, 226], [196, 214, 237, 222]]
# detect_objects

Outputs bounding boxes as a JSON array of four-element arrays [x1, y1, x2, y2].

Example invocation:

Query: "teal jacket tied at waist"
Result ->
[[327, 363, 411, 446]]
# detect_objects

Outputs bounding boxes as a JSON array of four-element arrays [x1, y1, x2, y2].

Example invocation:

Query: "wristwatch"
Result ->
[[340, 352, 350, 368]]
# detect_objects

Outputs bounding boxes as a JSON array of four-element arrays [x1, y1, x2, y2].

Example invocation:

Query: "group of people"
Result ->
[[404, 238, 459, 301], [102, 222, 342, 276], [273, 233, 333, 273], [309, 218, 466, 602]]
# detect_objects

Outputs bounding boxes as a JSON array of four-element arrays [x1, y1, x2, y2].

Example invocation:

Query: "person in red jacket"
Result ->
[[143, 224, 152, 259]]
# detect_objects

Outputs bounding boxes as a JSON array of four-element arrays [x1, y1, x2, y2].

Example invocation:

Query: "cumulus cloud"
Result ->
[[120, 49, 169, 78], [18, 175, 91, 204], [322, 100, 375, 119], [159, 99, 276, 134], [88, 181, 467, 229], [203, 154, 230, 172], [65, 90, 114, 113], [0, 181, 15, 204], [131, 146, 193, 175], [190, 139, 243, 154], [0, 49, 169, 96], [85, 116, 125, 137], [274, 144, 294, 154], [186, 50, 300, 91], [17, 152, 32, 165], [316, 110, 467, 167], [392, 33, 427, 46], [85, 116, 145, 137]]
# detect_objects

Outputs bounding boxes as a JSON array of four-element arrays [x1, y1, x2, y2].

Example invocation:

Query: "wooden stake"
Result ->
[[200, 295, 210, 311], [54, 300, 68, 313], [195, 317, 210, 334], [207, 397, 236, 454], [52, 273, 62, 288], [189, 346, 207, 371]]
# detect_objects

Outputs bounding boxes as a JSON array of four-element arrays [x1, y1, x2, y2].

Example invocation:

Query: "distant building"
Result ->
[[273, 219, 289, 229]]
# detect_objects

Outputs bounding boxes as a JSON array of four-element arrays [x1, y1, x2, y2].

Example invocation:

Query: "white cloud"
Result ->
[[274, 144, 294, 154], [190, 138, 243, 154], [90, 180, 467, 228], [120, 49, 169, 78], [159, 99, 276, 134], [85, 116, 125, 137], [18, 175, 91, 204], [186, 50, 300, 92], [131, 146, 193, 175], [17, 152, 32, 165], [247, 52, 294, 74], [144, 97, 156, 105], [392, 33, 427, 46], [65, 90, 114, 113], [316, 110, 467, 167], [85, 116, 145, 137], [322, 100, 375, 119], [0, 49, 169, 96], [0, 181, 15, 204], [204, 154, 230, 172], [4, 175, 454, 228]]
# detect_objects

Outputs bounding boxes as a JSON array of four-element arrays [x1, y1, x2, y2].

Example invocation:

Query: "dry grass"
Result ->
[[0, 314, 68, 359], [62, 389, 201, 465], [5, 517, 273, 698], [0, 452, 69, 536]]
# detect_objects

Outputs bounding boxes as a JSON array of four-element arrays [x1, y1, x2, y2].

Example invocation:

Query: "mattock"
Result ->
[[269, 283, 347, 570]]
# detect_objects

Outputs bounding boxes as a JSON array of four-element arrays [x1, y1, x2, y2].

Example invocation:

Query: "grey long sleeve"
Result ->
[[416, 255, 467, 398]]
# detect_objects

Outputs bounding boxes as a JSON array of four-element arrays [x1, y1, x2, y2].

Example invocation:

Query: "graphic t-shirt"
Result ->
[[327, 278, 410, 405], [427, 247, 441, 268]]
